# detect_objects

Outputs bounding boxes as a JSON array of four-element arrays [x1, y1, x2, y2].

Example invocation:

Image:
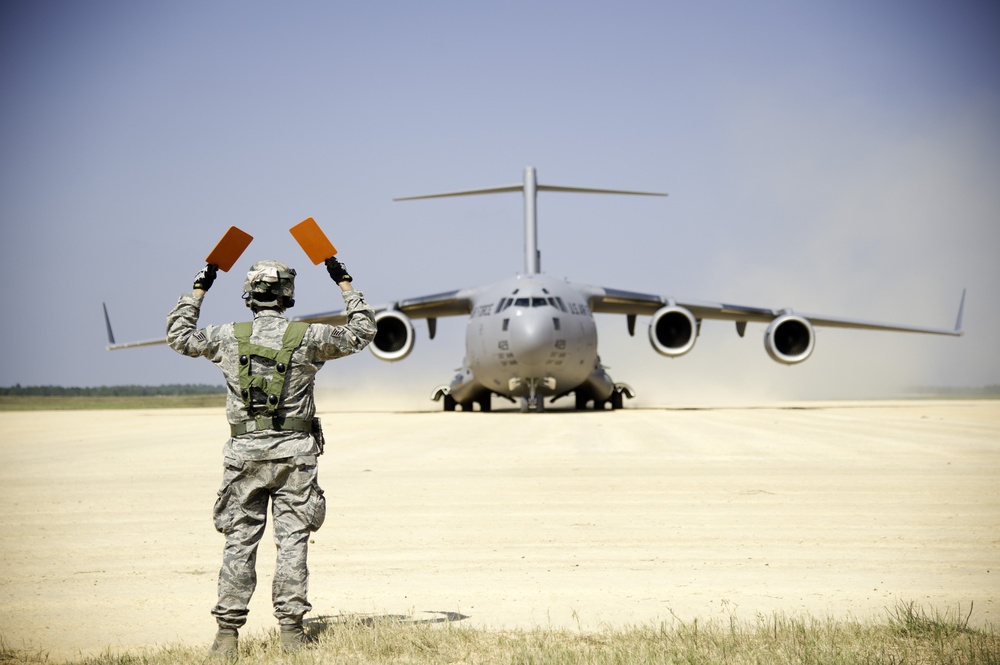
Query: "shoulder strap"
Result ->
[[234, 321, 252, 341], [281, 321, 309, 351]]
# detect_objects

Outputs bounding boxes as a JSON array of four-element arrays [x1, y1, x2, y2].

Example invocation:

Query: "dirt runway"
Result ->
[[1, 400, 997, 660]]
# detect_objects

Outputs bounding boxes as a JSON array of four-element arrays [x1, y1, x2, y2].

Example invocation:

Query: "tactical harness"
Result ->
[[231, 320, 312, 437]]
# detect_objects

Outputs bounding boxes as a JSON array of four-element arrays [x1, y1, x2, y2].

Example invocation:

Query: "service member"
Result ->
[[166, 256, 376, 655]]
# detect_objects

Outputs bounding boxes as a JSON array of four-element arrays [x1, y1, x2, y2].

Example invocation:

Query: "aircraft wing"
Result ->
[[295, 286, 480, 358], [585, 286, 966, 337], [105, 337, 170, 351], [105, 288, 480, 351], [295, 287, 478, 325]]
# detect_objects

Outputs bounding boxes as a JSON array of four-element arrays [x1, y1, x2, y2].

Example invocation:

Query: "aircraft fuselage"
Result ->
[[460, 274, 598, 401]]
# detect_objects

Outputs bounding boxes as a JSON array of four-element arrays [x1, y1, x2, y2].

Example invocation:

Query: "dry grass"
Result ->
[[3, 603, 996, 665]]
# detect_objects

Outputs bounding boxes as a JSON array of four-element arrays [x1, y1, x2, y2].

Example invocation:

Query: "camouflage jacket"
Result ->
[[166, 289, 376, 461]]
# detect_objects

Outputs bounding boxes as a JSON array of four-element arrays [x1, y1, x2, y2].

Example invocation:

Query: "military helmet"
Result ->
[[243, 259, 296, 309]]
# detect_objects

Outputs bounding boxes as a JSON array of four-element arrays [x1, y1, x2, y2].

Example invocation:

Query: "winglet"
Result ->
[[103, 302, 170, 350], [954, 288, 966, 335], [103, 302, 116, 346]]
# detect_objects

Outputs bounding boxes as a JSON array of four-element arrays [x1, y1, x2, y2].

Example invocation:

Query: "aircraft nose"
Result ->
[[509, 311, 557, 366]]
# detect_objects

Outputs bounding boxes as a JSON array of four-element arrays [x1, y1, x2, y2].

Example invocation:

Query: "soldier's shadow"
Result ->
[[305, 610, 470, 636]]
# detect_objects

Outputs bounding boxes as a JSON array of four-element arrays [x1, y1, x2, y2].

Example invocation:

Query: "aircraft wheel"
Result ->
[[575, 391, 589, 410], [478, 394, 492, 412], [610, 390, 623, 410], [443, 394, 456, 412]]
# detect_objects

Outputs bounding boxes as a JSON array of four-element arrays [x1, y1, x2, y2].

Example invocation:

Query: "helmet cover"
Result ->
[[243, 259, 296, 308]]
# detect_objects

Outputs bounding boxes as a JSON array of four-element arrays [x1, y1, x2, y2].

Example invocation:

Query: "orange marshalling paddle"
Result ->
[[290, 217, 338, 264], [205, 226, 254, 272]]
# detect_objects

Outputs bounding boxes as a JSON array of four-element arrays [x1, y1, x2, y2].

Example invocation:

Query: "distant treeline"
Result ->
[[0, 384, 226, 397]]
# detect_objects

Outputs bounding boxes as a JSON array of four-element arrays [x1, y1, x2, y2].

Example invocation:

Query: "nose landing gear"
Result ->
[[519, 394, 545, 413], [519, 378, 547, 412]]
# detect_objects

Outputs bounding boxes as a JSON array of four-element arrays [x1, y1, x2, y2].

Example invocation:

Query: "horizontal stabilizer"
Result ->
[[394, 184, 522, 201], [394, 183, 667, 201], [394, 166, 667, 275], [537, 184, 667, 197]]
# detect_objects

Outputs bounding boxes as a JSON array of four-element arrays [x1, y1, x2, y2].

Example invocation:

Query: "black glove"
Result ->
[[325, 256, 352, 283], [193, 264, 218, 291]]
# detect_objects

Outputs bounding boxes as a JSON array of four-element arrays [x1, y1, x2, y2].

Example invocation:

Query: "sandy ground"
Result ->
[[0, 400, 997, 661]]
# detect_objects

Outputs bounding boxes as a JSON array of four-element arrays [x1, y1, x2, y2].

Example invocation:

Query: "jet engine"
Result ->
[[764, 314, 815, 365], [370, 310, 415, 362], [648, 305, 698, 357]]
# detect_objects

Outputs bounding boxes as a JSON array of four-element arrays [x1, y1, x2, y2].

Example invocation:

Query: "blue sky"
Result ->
[[1, 1, 997, 405]]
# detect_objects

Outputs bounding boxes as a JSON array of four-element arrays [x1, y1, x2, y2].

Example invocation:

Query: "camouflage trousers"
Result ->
[[211, 455, 326, 630]]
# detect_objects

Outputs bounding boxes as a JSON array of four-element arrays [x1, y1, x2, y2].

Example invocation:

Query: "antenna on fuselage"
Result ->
[[394, 166, 667, 276]]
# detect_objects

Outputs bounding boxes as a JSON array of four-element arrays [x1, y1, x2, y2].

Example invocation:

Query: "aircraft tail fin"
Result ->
[[395, 166, 666, 276]]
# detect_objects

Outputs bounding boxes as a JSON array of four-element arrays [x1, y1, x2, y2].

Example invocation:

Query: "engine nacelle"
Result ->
[[370, 310, 415, 362], [648, 305, 698, 357], [764, 314, 815, 365]]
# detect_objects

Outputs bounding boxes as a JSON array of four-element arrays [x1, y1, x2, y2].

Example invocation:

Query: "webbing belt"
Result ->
[[230, 416, 312, 437]]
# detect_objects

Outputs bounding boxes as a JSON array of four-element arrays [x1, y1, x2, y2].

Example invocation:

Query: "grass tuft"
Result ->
[[887, 600, 977, 638]]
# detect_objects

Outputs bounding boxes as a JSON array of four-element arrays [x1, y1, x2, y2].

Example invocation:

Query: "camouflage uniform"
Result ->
[[166, 287, 376, 631]]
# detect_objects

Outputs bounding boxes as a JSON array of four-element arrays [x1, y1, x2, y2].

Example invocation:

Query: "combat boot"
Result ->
[[209, 627, 238, 658], [280, 623, 316, 652]]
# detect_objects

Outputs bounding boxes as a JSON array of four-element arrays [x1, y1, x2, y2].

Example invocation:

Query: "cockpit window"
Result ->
[[509, 296, 558, 308], [511, 297, 554, 308]]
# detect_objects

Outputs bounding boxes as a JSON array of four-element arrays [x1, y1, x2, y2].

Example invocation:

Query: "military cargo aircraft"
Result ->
[[107, 166, 964, 412], [293, 166, 965, 412]]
